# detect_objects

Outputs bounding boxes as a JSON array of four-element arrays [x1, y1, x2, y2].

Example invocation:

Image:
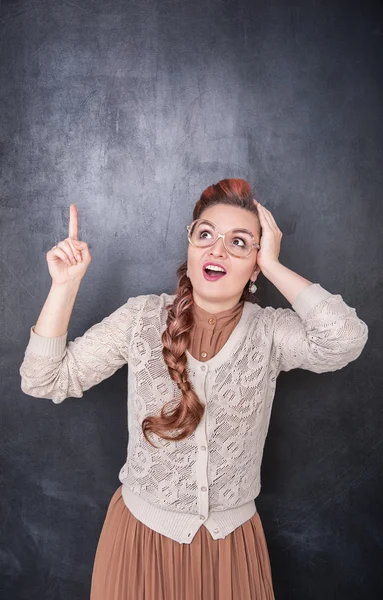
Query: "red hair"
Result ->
[[141, 178, 261, 448]]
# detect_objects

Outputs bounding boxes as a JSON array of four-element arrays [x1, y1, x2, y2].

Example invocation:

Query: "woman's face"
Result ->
[[187, 204, 261, 312]]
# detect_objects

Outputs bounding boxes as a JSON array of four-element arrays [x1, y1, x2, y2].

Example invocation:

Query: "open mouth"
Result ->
[[203, 266, 227, 281]]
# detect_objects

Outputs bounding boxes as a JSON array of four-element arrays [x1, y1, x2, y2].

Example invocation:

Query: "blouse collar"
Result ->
[[192, 298, 244, 331]]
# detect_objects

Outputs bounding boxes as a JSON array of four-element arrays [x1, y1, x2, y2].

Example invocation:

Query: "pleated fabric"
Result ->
[[90, 485, 275, 600]]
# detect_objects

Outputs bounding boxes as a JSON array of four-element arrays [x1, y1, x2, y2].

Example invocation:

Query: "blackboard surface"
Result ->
[[1, 1, 382, 599]]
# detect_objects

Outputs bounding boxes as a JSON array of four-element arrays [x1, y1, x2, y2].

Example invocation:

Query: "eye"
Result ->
[[232, 237, 246, 247], [200, 229, 213, 239]]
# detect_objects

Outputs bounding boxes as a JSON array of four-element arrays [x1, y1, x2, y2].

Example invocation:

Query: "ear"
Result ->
[[251, 264, 261, 279]]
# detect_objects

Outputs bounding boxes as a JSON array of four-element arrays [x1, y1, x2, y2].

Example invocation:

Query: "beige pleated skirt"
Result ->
[[90, 485, 275, 600]]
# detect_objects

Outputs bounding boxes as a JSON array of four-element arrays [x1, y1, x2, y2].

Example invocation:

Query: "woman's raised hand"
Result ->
[[46, 204, 92, 285], [253, 199, 282, 271]]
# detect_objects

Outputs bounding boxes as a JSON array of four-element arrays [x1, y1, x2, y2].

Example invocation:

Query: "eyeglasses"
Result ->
[[186, 218, 260, 259]]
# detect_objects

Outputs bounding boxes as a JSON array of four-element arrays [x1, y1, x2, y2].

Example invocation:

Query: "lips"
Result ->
[[202, 262, 227, 281], [202, 261, 227, 273], [203, 269, 226, 281]]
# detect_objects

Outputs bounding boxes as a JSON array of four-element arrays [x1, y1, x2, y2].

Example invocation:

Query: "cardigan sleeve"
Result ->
[[19, 294, 146, 403], [272, 283, 369, 374]]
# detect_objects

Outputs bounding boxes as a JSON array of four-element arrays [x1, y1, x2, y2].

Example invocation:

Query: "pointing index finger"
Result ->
[[69, 204, 79, 240]]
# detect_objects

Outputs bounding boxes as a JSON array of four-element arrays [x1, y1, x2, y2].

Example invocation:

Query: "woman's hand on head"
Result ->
[[253, 199, 282, 271], [46, 204, 92, 285]]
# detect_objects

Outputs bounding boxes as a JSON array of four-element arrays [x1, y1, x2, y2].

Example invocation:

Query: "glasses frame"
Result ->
[[186, 218, 261, 259]]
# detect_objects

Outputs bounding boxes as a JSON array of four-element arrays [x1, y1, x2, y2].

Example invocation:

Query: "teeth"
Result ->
[[205, 265, 226, 273]]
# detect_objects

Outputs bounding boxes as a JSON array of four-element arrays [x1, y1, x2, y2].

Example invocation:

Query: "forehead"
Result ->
[[199, 204, 258, 234]]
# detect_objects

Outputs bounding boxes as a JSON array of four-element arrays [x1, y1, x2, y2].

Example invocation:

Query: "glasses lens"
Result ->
[[226, 229, 253, 257], [190, 220, 253, 257], [190, 220, 216, 246]]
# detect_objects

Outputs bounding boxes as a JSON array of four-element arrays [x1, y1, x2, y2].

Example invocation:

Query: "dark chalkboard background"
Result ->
[[1, 1, 382, 598]]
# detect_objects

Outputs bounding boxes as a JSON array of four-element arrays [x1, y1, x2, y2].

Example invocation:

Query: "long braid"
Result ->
[[141, 263, 205, 448]]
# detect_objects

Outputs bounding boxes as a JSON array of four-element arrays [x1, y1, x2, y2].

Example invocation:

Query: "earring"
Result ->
[[249, 280, 257, 293], [186, 269, 189, 278]]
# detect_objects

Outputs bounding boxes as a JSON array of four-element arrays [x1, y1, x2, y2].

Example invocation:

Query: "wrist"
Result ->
[[50, 280, 81, 300], [260, 260, 282, 278], [51, 279, 81, 290]]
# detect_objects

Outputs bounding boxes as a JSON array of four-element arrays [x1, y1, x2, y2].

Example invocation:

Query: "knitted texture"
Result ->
[[19, 284, 368, 540]]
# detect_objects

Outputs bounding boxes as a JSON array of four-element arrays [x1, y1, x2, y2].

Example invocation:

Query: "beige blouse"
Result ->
[[188, 298, 244, 362]]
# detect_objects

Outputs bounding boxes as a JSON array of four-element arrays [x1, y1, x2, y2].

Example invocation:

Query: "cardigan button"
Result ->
[[214, 528, 219, 534], [199, 514, 205, 520], [200, 445, 206, 451], [200, 365, 206, 371], [201, 352, 207, 358], [201, 486, 207, 491], [208, 318, 215, 325]]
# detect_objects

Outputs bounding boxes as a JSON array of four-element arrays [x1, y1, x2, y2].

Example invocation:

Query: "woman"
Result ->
[[20, 178, 368, 599]]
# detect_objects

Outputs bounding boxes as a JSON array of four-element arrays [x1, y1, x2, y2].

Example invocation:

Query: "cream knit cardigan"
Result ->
[[19, 283, 368, 544]]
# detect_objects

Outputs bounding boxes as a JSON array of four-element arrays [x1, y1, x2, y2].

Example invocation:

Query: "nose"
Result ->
[[209, 235, 227, 256]]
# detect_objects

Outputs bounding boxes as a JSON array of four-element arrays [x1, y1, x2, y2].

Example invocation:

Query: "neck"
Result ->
[[192, 291, 243, 314]]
